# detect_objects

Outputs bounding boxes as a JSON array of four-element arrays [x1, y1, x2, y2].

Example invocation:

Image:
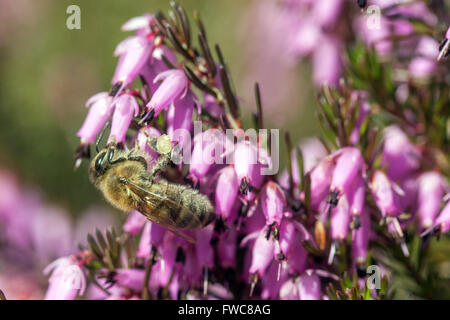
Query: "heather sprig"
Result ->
[[42, 1, 450, 300]]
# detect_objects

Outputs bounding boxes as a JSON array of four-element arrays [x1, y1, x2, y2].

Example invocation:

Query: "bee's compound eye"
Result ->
[[95, 151, 107, 173]]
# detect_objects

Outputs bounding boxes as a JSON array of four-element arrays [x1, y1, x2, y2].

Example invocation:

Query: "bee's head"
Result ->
[[89, 148, 111, 183]]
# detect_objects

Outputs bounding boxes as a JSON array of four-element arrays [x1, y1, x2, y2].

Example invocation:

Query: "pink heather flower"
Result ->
[[108, 93, 139, 144], [370, 170, 399, 217], [298, 272, 321, 300], [247, 229, 275, 278], [381, 125, 420, 181], [158, 233, 179, 287], [203, 93, 224, 118], [280, 278, 300, 300], [113, 268, 146, 292], [330, 194, 350, 241], [436, 202, 450, 233], [189, 129, 229, 181], [44, 257, 86, 300], [77, 92, 114, 144], [417, 172, 444, 229], [233, 140, 264, 192], [123, 210, 147, 236], [312, 36, 342, 86], [112, 36, 153, 88], [215, 166, 239, 221], [261, 263, 288, 299], [409, 37, 438, 79], [261, 181, 286, 226], [310, 157, 334, 210], [300, 137, 328, 173], [140, 46, 177, 96], [137, 221, 166, 259], [196, 225, 215, 269], [121, 13, 153, 33], [312, 0, 343, 28], [291, 19, 321, 57], [145, 69, 188, 117], [352, 209, 370, 265], [277, 219, 296, 258], [330, 147, 363, 196], [166, 90, 195, 149], [355, 15, 392, 56], [285, 236, 307, 274], [349, 176, 365, 217]]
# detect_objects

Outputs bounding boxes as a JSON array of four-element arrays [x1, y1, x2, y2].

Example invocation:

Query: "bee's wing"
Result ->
[[120, 178, 197, 244]]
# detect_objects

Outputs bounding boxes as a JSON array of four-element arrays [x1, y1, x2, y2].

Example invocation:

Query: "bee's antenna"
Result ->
[[96, 121, 111, 153]]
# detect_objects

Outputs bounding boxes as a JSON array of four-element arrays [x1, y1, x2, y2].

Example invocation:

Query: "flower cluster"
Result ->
[[45, 1, 450, 300]]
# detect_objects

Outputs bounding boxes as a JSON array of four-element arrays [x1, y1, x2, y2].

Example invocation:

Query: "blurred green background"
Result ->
[[0, 0, 319, 217]]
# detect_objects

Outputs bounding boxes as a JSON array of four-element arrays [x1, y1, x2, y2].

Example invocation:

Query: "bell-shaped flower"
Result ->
[[215, 166, 239, 221], [112, 36, 153, 89], [108, 93, 139, 144], [140, 46, 177, 96], [77, 92, 114, 144], [260, 181, 286, 226], [370, 170, 399, 217], [246, 228, 275, 279], [121, 13, 153, 33], [349, 175, 365, 217], [417, 171, 444, 229], [44, 257, 86, 300], [312, 0, 343, 28], [330, 194, 350, 241], [312, 36, 341, 86], [298, 272, 321, 300], [145, 69, 188, 118], [166, 90, 194, 150], [330, 147, 363, 196], [310, 157, 334, 210], [381, 125, 420, 181]]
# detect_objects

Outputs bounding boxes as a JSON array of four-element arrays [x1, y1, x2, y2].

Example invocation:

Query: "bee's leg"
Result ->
[[148, 153, 170, 177]]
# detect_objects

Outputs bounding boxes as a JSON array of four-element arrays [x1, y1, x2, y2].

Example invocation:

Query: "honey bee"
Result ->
[[89, 135, 215, 243]]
